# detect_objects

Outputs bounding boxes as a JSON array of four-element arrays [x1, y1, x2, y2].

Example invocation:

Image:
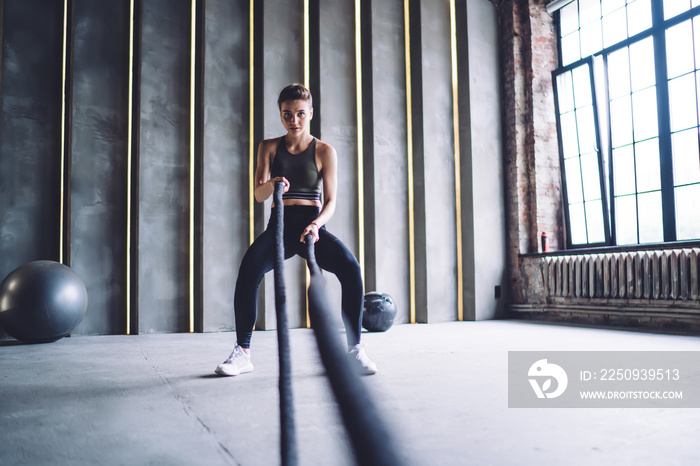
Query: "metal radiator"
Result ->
[[544, 249, 700, 301]]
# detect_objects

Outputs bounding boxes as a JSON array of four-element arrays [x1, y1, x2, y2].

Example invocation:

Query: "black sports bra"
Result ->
[[270, 137, 322, 201]]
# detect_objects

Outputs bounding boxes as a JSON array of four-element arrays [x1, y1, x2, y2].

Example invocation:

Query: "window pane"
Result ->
[[557, 0, 700, 247], [581, 20, 603, 57], [586, 199, 606, 242], [637, 191, 664, 243], [666, 21, 695, 79], [635, 138, 661, 192], [561, 32, 581, 66], [603, 7, 627, 47], [669, 73, 699, 132], [676, 183, 700, 240], [572, 66, 593, 107], [610, 95, 633, 147], [602, 0, 625, 15], [560, 1, 580, 36], [556, 72, 575, 113], [615, 195, 638, 244], [569, 202, 588, 244], [565, 158, 584, 203], [627, 0, 652, 37], [632, 87, 658, 141], [580, 0, 601, 25], [629, 38, 655, 91], [607, 48, 631, 99], [581, 152, 603, 200], [577, 106, 597, 153], [664, 0, 693, 20], [613, 145, 636, 195], [672, 128, 700, 186], [695, 17, 700, 70], [561, 111, 580, 158]]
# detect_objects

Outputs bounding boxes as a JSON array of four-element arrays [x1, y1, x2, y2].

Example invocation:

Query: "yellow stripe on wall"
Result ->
[[355, 0, 365, 279], [449, 0, 464, 321], [304, 0, 311, 328], [249, 0, 255, 245], [188, 0, 197, 333], [248, 0, 256, 329], [59, 0, 69, 265], [303, 0, 310, 90], [126, 0, 136, 335], [404, 0, 416, 324]]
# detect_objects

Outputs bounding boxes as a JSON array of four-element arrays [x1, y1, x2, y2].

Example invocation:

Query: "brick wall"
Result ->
[[498, 0, 561, 303]]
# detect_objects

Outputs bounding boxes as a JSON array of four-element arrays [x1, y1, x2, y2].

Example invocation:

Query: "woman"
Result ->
[[215, 83, 377, 376]]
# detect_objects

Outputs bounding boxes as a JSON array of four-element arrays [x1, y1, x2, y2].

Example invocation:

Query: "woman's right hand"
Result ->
[[271, 177, 290, 193]]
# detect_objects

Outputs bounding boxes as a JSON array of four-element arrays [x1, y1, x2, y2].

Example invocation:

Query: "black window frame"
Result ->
[[553, 1, 700, 249], [553, 57, 611, 248]]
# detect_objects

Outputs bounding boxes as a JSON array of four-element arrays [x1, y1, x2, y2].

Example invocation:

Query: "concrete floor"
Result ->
[[2, 320, 700, 466]]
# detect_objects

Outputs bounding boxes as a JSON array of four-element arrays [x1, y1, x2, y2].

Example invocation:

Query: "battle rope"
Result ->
[[304, 243, 405, 466], [274, 181, 404, 466], [273, 182, 298, 466]]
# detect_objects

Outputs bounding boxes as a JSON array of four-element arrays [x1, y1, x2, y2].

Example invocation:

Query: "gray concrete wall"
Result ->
[[368, 0, 410, 324], [318, 0, 359, 316], [201, 0, 249, 332], [0, 0, 63, 275], [137, 0, 191, 333], [0, 0, 63, 341], [463, 0, 506, 320], [69, 0, 130, 335], [418, 0, 458, 322], [258, 0, 307, 331], [0, 0, 506, 340]]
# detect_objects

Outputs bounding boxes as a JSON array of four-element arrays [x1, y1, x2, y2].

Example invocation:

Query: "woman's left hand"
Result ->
[[301, 222, 320, 243]]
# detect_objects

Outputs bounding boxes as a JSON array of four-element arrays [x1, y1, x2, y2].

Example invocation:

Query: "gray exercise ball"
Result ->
[[0, 261, 88, 343]]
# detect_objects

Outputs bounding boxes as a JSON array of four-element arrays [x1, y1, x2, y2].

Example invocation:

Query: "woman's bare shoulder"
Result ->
[[315, 139, 337, 158], [260, 136, 283, 151]]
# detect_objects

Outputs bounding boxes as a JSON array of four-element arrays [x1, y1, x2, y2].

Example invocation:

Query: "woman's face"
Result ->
[[280, 99, 313, 136]]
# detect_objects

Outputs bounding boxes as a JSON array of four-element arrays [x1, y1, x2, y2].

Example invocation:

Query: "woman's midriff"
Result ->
[[274, 198, 322, 208]]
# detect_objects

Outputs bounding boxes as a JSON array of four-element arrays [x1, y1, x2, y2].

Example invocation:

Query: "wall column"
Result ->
[[256, 0, 306, 331]]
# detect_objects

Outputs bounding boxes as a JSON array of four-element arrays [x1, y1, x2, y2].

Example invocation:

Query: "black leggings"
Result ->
[[234, 205, 363, 348]]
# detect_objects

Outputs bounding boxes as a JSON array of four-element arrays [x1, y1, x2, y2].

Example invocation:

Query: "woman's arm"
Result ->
[[254, 138, 289, 203], [300, 141, 337, 243]]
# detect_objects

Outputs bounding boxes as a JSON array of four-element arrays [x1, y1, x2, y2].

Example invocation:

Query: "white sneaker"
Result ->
[[349, 344, 378, 375], [215, 345, 254, 376]]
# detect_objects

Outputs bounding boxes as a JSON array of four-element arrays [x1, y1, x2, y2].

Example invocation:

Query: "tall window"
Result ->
[[553, 0, 700, 247]]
